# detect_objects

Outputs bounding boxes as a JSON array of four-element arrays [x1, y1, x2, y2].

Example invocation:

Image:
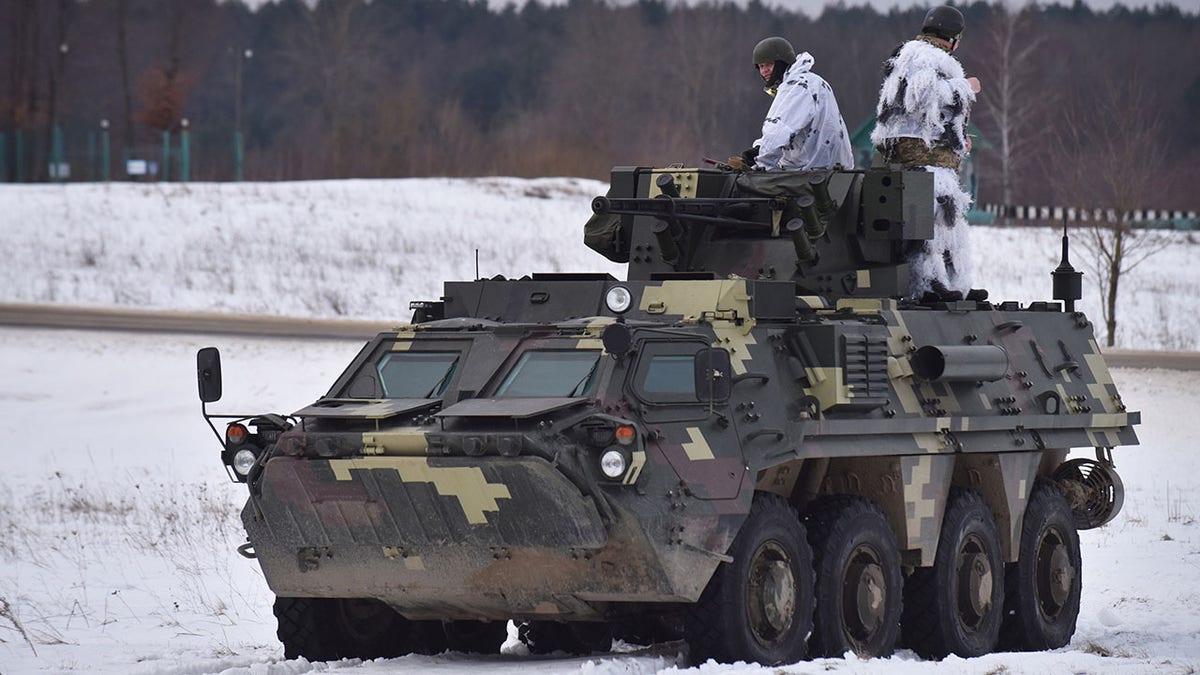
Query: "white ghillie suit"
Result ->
[[755, 52, 854, 171], [870, 37, 977, 298]]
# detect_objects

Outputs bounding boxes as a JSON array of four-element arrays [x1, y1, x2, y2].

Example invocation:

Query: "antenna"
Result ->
[[1052, 217, 1083, 312], [475, 248, 480, 281]]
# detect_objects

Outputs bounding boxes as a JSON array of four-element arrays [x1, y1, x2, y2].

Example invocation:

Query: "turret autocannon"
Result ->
[[587, 166, 934, 300]]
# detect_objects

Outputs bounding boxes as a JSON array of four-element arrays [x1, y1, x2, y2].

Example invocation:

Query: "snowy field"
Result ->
[[1, 176, 1198, 673], [2, 178, 1197, 351], [0, 328, 1197, 674]]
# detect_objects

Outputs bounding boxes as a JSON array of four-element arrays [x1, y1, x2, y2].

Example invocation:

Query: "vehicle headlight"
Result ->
[[605, 286, 632, 313], [232, 448, 258, 476], [599, 448, 628, 479]]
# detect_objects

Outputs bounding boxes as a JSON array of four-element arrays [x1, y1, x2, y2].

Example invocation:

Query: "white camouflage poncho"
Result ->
[[872, 38, 977, 297], [754, 52, 854, 171]]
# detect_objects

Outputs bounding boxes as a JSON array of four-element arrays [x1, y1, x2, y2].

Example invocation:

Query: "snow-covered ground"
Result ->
[[2, 179, 1197, 350], [0, 328, 1196, 674], [1, 176, 1198, 673]]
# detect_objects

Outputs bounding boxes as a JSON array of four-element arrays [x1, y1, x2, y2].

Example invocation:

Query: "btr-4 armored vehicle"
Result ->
[[197, 165, 1137, 665]]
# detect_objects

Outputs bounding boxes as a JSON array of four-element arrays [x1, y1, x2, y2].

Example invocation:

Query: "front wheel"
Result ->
[[274, 596, 414, 661], [1000, 478, 1082, 650], [684, 492, 814, 666], [901, 488, 1004, 659], [806, 495, 903, 658]]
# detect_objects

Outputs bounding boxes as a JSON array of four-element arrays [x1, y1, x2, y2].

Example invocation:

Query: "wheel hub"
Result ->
[[747, 542, 796, 642], [1037, 528, 1074, 617], [956, 537, 993, 628], [844, 547, 886, 637]]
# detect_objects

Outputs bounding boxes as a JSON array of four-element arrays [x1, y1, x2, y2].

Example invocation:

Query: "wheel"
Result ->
[[805, 495, 903, 658], [684, 492, 814, 666], [518, 620, 611, 655], [1000, 478, 1082, 650], [274, 596, 414, 661], [901, 488, 1004, 659], [443, 620, 508, 654]]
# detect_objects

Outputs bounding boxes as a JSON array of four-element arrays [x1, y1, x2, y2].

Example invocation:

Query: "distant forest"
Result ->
[[2, 0, 1198, 209]]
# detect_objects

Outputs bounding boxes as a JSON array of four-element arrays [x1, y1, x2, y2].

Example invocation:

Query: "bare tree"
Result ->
[[275, 0, 385, 178], [975, 4, 1048, 220], [1052, 72, 1174, 347]]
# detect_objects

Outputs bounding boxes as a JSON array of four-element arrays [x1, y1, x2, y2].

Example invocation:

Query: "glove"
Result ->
[[727, 156, 750, 171], [741, 146, 760, 165]]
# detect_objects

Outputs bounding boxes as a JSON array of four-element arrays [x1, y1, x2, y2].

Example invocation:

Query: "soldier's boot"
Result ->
[[930, 279, 963, 302]]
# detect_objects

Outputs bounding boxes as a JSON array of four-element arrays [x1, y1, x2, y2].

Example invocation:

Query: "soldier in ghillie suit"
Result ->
[[871, 6, 985, 302], [734, 37, 854, 172]]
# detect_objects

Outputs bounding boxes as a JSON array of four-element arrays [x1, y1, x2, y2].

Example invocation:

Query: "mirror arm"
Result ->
[[201, 400, 226, 446]]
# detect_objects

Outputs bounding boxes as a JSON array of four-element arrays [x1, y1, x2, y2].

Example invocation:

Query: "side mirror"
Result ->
[[197, 347, 223, 403], [694, 348, 732, 402]]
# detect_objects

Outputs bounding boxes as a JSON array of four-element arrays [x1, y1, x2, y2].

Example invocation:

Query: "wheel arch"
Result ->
[[755, 450, 1053, 567]]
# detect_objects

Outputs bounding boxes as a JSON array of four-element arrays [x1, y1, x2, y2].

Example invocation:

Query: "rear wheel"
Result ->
[[806, 495, 903, 658], [274, 597, 414, 661], [684, 492, 814, 665], [1000, 478, 1082, 650], [901, 488, 1004, 659]]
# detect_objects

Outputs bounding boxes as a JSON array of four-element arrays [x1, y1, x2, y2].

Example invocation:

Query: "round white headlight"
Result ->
[[599, 449, 627, 479], [605, 286, 633, 313], [232, 448, 258, 476]]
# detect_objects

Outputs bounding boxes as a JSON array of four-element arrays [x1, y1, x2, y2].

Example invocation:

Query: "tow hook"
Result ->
[[237, 542, 257, 559]]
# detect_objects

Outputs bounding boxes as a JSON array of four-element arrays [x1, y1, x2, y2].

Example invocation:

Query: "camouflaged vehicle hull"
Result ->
[[202, 165, 1139, 664], [241, 279, 1135, 611]]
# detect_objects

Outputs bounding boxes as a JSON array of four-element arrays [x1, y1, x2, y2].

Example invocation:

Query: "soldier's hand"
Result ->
[[967, 76, 981, 93], [727, 156, 750, 171]]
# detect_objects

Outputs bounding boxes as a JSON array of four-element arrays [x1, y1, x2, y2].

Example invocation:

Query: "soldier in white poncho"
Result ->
[[735, 37, 854, 172], [871, 6, 985, 302]]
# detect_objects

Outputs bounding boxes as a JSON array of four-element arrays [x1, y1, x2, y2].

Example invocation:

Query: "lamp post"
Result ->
[[234, 47, 253, 182], [51, 42, 69, 182], [180, 118, 190, 183], [100, 119, 110, 182]]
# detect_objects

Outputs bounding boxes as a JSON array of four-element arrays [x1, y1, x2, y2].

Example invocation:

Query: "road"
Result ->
[[1, 302, 1197, 370]]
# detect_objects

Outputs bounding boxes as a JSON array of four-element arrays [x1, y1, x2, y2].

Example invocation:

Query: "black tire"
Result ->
[[274, 597, 340, 662], [901, 488, 1004, 659], [1000, 478, 1082, 650], [274, 596, 413, 661], [518, 620, 611, 655], [805, 495, 903, 658], [684, 492, 814, 666], [443, 620, 508, 654]]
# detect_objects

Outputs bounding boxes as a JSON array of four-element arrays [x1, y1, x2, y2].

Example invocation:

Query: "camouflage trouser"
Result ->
[[880, 138, 960, 171], [911, 166, 973, 298]]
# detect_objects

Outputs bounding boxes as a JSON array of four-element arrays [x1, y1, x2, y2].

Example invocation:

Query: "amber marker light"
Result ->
[[226, 423, 249, 445], [615, 425, 636, 446]]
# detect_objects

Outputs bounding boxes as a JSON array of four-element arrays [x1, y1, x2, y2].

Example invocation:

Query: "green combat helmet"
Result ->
[[752, 36, 796, 92]]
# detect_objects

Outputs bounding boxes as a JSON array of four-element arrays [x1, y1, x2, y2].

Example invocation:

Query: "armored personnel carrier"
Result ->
[[197, 164, 1138, 665]]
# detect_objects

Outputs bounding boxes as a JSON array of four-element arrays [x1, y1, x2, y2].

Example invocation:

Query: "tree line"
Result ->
[[2, 0, 1198, 210]]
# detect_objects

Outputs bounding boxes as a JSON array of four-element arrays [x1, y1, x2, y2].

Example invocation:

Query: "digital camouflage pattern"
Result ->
[[203, 164, 1137, 663]]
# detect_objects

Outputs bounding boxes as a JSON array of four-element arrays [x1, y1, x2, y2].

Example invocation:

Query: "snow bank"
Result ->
[[2, 178, 1197, 350]]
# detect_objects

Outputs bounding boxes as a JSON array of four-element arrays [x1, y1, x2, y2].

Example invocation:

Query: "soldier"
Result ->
[[735, 37, 854, 172], [871, 6, 986, 302]]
